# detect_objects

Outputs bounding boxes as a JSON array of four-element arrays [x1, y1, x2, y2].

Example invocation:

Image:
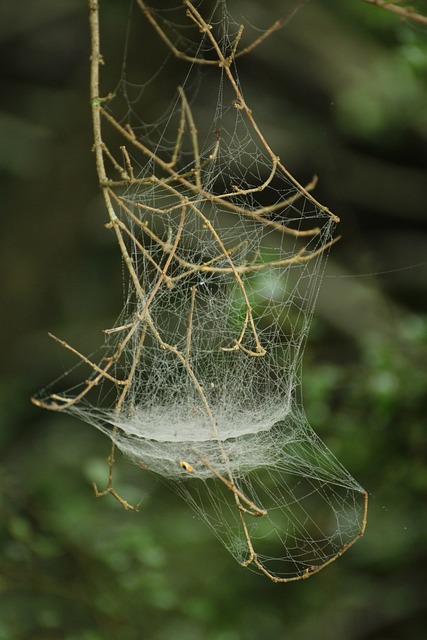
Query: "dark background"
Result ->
[[1, 1, 426, 638]]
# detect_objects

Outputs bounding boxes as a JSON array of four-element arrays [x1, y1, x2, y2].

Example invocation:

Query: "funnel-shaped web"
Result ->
[[33, 0, 367, 582]]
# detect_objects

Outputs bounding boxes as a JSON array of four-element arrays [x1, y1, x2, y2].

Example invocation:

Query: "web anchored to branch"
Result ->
[[33, 0, 367, 582]]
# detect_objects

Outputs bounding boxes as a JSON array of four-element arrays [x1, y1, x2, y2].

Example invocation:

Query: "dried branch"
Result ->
[[362, 0, 427, 26], [31, 0, 366, 583]]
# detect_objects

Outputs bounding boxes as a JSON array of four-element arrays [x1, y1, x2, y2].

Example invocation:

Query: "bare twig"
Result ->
[[362, 0, 427, 26]]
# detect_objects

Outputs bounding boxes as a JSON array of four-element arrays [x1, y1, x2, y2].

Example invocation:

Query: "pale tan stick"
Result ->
[[362, 0, 427, 26]]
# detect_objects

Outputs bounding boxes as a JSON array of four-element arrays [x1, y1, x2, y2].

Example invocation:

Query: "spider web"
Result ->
[[33, 0, 367, 582]]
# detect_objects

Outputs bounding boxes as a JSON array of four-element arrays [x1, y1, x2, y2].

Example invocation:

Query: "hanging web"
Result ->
[[33, 0, 367, 582]]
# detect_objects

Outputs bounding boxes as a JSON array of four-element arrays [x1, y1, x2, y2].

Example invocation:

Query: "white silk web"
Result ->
[[33, 0, 367, 582]]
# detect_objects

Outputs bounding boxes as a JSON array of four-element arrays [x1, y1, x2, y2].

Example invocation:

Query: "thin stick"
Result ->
[[47, 332, 125, 385], [178, 87, 202, 189], [89, 0, 118, 224], [185, 286, 196, 363], [362, 0, 427, 26], [192, 450, 267, 517], [93, 441, 139, 511], [165, 93, 186, 168], [240, 489, 369, 583]]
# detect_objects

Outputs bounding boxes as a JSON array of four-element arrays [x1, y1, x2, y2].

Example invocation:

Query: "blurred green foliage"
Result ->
[[1, 0, 426, 638], [1, 316, 426, 639]]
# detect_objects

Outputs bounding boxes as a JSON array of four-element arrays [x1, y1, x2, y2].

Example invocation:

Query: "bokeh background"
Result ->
[[1, 0, 426, 638]]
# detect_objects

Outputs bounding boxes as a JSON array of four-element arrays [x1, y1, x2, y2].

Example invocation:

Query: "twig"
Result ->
[[362, 0, 427, 26]]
